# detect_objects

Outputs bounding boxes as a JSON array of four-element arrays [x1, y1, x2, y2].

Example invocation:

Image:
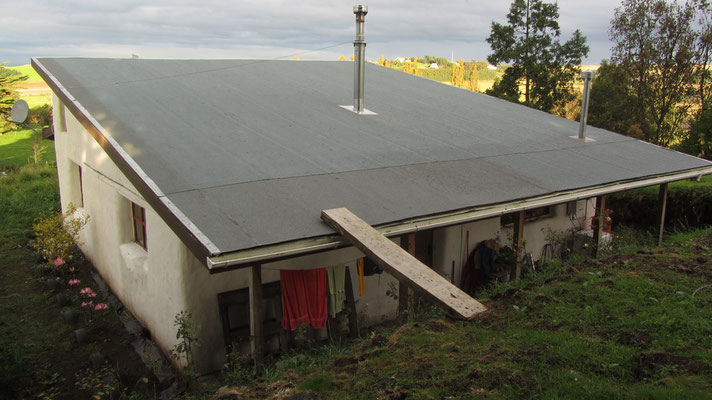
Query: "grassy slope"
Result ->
[[217, 230, 712, 399], [0, 129, 56, 169], [0, 132, 155, 399]]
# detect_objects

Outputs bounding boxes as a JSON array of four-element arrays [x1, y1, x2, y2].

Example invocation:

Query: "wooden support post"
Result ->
[[592, 195, 606, 258], [322, 208, 486, 319], [398, 234, 416, 315], [248, 265, 264, 364], [512, 211, 525, 281], [344, 266, 360, 338], [657, 183, 669, 246]]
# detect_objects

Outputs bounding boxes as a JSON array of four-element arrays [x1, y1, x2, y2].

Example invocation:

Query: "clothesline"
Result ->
[[259, 257, 364, 270]]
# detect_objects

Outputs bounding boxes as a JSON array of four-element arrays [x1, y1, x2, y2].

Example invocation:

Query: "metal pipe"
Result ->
[[353, 5, 367, 113], [578, 70, 595, 140]]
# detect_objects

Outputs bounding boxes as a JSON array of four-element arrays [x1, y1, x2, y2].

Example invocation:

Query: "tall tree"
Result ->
[[486, 0, 589, 113], [588, 61, 639, 135], [609, 0, 699, 147], [694, 0, 712, 111], [0, 64, 27, 132]]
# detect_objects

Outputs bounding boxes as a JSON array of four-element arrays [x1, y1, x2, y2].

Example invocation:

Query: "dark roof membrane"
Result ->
[[36, 58, 712, 254]]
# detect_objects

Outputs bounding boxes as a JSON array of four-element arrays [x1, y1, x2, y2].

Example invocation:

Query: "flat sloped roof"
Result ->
[[34, 58, 712, 262]]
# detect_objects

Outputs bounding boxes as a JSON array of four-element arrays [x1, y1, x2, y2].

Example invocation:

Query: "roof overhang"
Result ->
[[206, 166, 712, 272], [32, 58, 219, 264]]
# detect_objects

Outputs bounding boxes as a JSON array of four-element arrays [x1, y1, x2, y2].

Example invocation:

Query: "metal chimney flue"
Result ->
[[578, 70, 595, 140], [353, 5, 368, 113]]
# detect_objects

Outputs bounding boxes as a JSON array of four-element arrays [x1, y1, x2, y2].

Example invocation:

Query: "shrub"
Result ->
[[27, 104, 52, 127], [32, 203, 89, 264]]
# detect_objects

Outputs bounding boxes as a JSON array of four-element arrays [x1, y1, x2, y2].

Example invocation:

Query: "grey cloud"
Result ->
[[2, 0, 620, 66]]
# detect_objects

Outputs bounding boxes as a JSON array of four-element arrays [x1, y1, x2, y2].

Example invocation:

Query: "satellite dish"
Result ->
[[11, 99, 29, 124]]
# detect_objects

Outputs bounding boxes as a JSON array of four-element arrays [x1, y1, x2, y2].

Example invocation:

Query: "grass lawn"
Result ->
[[0, 129, 56, 169], [0, 132, 157, 399]]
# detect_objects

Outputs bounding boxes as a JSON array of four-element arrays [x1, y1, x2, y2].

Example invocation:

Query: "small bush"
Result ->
[[32, 203, 89, 264], [27, 104, 52, 127]]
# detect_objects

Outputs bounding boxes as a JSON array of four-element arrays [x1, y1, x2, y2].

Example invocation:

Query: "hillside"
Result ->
[[212, 230, 712, 399]]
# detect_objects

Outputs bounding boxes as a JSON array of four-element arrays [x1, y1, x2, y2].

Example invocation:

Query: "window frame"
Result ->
[[500, 206, 553, 227], [131, 202, 147, 250]]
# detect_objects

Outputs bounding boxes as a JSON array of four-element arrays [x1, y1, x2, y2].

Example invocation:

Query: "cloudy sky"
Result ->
[[2, 0, 623, 67]]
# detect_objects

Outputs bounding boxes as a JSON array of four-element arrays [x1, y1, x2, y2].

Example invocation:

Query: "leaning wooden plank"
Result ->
[[321, 207, 487, 319]]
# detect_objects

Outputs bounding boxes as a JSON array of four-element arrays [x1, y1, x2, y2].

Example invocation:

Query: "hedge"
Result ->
[[608, 176, 712, 230]]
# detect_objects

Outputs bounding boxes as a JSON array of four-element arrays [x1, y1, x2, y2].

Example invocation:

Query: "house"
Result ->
[[429, 62, 439, 69], [33, 57, 712, 373]]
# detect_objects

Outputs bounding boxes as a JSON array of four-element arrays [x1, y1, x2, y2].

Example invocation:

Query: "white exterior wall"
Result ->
[[52, 93, 595, 374], [52, 94, 399, 373]]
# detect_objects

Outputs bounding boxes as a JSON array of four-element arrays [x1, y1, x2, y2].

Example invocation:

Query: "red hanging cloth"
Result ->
[[280, 268, 327, 331]]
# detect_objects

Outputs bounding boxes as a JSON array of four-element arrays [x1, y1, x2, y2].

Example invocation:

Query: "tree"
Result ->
[[450, 61, 464, 88], [0, 64, 27, 132], [486, 0, 589, 113], [588, 61, 639, 135], [467, 62, 479, 91], [680, 106, 712, 159], [694, 0, 712, 111], [609, 0, 700, 147]]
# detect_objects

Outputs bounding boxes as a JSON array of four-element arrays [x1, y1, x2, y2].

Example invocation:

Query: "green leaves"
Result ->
[[486, 0, 589, 113]]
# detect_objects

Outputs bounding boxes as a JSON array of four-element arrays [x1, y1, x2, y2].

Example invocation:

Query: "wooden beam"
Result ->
[[248, 265, 264, 364], [344, 266, 360, 338], [657, 183, 669, 246], [321, 208, 486, 319], [512, 211, 525, 281], [592, 195, 606, 257]]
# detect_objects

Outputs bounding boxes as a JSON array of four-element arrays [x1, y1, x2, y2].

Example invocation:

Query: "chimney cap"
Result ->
[[353, 5, 368, 14]]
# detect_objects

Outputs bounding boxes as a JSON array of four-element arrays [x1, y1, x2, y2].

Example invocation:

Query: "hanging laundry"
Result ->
[[280, 269, 327, 331], [326, 264, 347, 318]]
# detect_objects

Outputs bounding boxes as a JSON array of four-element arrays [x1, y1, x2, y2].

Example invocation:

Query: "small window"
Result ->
[[131, 202, 147, 250]]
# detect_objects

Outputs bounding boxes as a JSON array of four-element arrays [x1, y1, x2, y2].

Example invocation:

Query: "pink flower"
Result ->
[[69, 266, 75, 273], [68, 279, 81, 286], [94, 303, 108, 311], [80, 287, 97, 298], [53, 257, 65, 267], [81, 301, 94, 308]]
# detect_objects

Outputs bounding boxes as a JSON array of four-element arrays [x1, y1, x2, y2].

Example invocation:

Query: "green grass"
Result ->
[[8, 64, 43, 82], [219, 229, 712, 399], [0, 133, 155, 399], [0, 129, 56, 169]]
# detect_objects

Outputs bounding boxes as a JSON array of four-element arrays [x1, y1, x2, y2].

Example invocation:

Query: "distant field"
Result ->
[[7, 65, 43, 82], [7, 65, 51, 107]]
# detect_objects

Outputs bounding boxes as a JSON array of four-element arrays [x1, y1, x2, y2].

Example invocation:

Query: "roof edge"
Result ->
[[31, 58, 220, 265], [206, 166, 712, 272]]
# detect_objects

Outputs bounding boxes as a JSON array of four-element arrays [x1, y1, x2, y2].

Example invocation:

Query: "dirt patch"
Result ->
[[633, 351, 709, 379], [380, 388, 409, 400], [426, 318, 453, 332]]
